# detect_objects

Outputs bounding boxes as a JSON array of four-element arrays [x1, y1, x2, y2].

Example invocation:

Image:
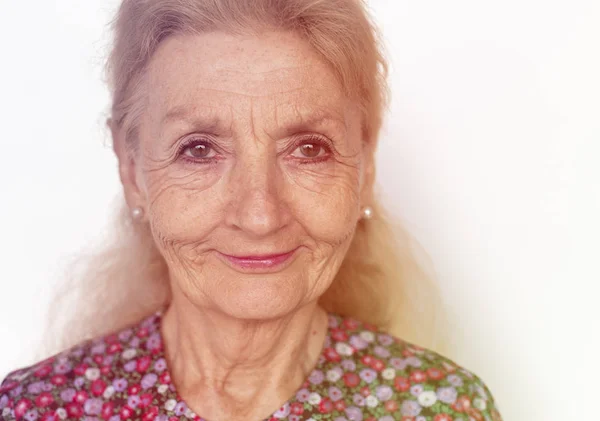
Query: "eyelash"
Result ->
[[176, 135, 334, 166]]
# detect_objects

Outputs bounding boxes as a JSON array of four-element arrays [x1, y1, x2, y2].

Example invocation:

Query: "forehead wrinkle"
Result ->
[[155, 63, 327, 101], [167, 86, 309, 100], [158, 85, 319, 129], [247, 96, 265, 148], [213, 64, 315, 77]]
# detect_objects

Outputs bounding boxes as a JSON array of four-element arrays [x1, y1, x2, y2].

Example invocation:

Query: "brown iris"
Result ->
[[188, 143, 210, 158], [299, 142, 321, 158]]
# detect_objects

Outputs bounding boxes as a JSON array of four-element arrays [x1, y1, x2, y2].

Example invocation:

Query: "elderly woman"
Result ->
[[0, 0, 503, 420]]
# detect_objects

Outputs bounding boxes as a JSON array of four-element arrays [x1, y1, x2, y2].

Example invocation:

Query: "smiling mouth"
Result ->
[[216, 247, 299, 273]]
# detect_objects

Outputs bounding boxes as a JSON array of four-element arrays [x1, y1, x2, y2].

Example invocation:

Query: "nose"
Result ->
[[225, 148, 286, 238]]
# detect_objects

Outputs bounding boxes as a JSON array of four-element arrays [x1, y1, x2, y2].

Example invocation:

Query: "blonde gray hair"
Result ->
[[42, 0, 448, 358]]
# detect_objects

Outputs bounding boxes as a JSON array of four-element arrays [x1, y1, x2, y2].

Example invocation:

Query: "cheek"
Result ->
[[143, 163, 225, 242], [285, 162, 361, 240]]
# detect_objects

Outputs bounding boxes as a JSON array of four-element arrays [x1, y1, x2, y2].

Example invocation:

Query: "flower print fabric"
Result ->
[[0, 311, 503, 421]]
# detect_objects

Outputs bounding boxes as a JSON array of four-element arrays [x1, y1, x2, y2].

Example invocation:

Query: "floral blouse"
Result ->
[[0, 311, 503, 421]]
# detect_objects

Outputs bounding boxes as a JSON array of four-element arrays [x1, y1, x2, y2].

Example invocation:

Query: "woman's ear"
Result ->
[[107, 118, 146, 212]]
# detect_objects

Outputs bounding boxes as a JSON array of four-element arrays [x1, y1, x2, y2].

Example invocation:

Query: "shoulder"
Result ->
[[328, 313, 504, 421], [0, 312, 163, 421]]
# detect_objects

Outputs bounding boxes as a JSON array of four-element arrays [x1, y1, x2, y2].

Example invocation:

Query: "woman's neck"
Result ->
[[160, 296, 329, 421]]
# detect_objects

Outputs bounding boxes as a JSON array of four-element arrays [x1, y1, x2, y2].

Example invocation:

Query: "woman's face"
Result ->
[[119, 30, 375, 319]]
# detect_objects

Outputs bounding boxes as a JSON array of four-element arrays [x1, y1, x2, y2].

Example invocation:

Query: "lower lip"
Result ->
[[218, 248, 299, 272]]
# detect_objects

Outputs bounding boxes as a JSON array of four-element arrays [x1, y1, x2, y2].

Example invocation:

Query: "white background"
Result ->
[[1, 0, 599, 420]]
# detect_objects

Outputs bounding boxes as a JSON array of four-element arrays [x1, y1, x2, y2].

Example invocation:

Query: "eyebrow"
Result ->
[[277, 111, 347, 137], [161, 106, 230, 132]]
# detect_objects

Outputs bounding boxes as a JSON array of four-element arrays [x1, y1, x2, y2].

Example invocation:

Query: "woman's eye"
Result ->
[[181, 140, 215, 159], [291, 139, 328, 159]]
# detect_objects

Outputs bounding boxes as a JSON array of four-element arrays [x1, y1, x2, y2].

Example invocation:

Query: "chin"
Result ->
[[212, 276, 308, 321]]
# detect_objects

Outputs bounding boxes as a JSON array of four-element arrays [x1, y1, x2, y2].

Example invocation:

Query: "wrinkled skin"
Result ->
[[111, 30, 376, 420], [114, 30, 375, 320]]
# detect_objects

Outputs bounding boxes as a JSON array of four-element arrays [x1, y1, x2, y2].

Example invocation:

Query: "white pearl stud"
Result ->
[[131, 207, 144, 220], [361, 206, 373, 220]]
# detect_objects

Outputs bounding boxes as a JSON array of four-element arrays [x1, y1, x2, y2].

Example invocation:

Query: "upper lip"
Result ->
[[219, 248, 297, 260]]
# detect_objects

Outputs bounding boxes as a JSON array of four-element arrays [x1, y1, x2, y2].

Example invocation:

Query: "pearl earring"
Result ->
[[131, 206, 144, 220], [361, 206, 373, 220]]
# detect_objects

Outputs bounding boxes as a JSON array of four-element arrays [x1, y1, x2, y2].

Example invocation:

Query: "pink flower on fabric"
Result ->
[[328, 386, 343, 401], [295, 388, 310, 402], [308, 370, 324, 385], [349, 335, 368, 350], [359, 368, 377, 383], [83, 398, 103, 415]]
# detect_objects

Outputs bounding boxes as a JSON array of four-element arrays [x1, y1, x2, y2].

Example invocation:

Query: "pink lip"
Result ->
[[217, 248, 299, 273]]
